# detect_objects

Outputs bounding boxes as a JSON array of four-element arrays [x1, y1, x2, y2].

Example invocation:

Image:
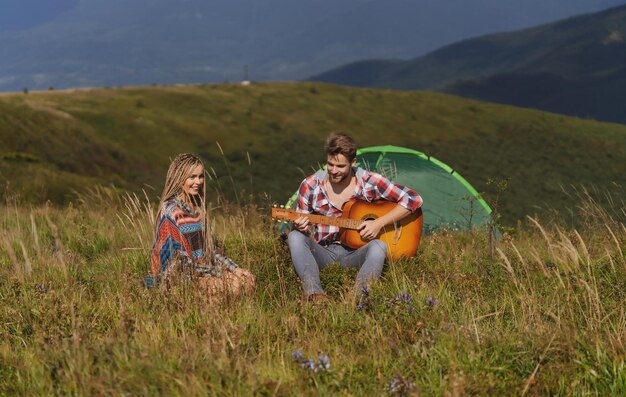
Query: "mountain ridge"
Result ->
[[309, 4, 626, 123]]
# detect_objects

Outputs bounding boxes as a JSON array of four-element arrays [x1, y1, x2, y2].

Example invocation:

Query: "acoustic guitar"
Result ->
[[272, 200, 423, 260]]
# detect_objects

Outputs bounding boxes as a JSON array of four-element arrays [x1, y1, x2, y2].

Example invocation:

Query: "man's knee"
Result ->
[[288, 230, 308, 242], [287, 230, 309, 250], [368, 239, 388, 259]]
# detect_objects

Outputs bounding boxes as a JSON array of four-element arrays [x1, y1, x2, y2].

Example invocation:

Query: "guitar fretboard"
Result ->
[[271, 208, 361, 230]]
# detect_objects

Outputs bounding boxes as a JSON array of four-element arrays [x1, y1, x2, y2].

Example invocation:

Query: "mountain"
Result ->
[[309, 4, 626, 124], [0, 0, 623, 91], [1, 83, 625, 225]]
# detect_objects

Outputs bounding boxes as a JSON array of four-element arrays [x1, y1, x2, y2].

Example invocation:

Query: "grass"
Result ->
[[0, 186, 624, 395], [1, 82, 625, 225]]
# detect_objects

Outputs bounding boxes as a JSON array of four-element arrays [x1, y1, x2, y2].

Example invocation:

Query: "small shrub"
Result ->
[[2, 152, 40, 163]]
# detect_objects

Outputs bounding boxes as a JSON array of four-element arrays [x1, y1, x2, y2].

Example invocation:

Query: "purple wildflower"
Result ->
[[394, 291, 413, 304], [317, 354, 331, 371], [388, 376, 416, 395], [426, 295, 438, 307], [389, 377, 401, 393], [385, 291, 416, 314], [356, 285, 371, 311], [292, 350, 331, 374], [291, 349, 303, 361]]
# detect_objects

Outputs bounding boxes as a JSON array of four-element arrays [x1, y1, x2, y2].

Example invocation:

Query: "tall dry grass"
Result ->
[[0, 187, 624, 395]]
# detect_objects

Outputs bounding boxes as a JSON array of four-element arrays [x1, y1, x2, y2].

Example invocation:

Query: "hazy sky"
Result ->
[[0, 0, 78, 32], [2, 0, 626, 33]]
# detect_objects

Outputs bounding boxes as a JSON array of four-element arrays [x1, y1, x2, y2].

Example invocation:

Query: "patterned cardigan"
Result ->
[[149, 197, 239, 285], [150, 197, 205, 277]]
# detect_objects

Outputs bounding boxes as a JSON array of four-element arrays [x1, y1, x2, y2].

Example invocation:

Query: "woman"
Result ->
[[150, 153, 255, 296]]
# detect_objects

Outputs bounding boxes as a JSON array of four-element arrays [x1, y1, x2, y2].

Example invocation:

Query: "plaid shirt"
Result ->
[[296, 167, 423, 244]]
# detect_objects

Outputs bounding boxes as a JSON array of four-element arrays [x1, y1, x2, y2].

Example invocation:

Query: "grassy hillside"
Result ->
[[0, 189, 624, 394], [1, 82, 625, 225]]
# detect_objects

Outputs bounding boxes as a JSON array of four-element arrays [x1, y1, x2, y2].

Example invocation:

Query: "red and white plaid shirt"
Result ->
[[296, 167, 423, 244]]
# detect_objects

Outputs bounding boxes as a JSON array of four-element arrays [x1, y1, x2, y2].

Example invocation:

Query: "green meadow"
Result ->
[[0, 83, 625, 395], [1, 82, 625, 225]]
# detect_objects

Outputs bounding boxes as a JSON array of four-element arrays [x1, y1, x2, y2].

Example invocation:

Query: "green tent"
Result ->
[[286, 145, 492, 233]]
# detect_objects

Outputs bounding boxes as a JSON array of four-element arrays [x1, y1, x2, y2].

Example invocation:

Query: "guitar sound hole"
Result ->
[[362, 213, 378, 222]]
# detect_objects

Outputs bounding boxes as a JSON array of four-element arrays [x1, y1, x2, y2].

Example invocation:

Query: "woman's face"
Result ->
[[183, 164, 205, 197]]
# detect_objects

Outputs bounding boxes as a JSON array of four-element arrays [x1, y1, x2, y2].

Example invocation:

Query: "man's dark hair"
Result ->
[[324, 132, 357, 161]]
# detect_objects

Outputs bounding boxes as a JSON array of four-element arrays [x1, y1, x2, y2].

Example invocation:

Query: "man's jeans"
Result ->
[[287, 230, 388, 296]]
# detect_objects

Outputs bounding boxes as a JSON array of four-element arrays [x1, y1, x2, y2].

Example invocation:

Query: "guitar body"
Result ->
[[340, 200, 423, 260]]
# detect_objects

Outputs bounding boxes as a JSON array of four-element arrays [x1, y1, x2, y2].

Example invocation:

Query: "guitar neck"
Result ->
[[272, 208, 361, 230]]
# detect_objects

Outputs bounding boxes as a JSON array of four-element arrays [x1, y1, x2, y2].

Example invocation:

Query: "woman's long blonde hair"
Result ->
[[157, 153, 214, 256], [158, 153, 205, 209]]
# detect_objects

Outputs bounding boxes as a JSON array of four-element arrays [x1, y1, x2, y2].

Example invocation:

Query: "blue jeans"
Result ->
[[287, 230, 388, 296]]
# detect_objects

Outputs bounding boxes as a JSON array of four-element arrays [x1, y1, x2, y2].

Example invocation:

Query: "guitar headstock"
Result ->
[[271, 205, 292, 220], [271, 204, 293, 232]]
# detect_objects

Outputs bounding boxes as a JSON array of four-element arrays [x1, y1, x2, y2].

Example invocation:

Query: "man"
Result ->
[[288, 132, 423, 302]]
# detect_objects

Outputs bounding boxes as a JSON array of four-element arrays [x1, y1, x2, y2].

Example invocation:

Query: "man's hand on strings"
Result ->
[[358, 220, 382, 241]]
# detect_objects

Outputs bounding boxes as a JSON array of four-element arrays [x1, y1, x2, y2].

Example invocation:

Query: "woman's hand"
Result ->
[[231, 268, 256, 294]]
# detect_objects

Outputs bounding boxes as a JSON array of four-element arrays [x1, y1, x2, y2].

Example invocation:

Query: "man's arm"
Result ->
[[358, 172, 423, 240], [358, 204, 411, 240]]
